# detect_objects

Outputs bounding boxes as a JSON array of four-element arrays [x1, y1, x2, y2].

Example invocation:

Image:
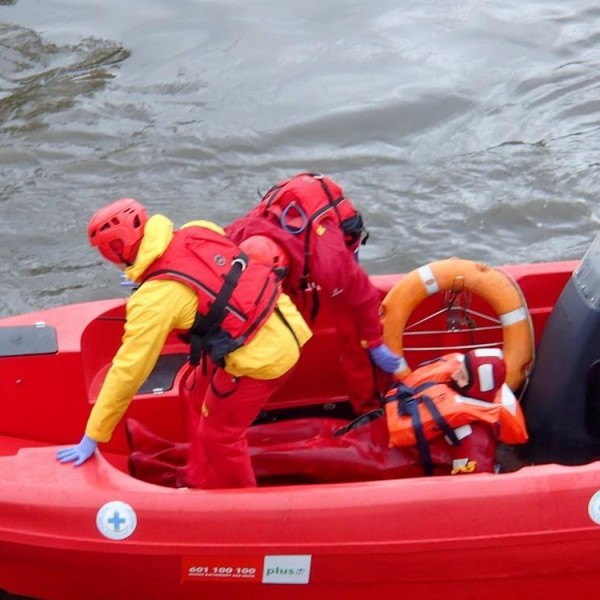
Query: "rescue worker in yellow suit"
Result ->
[[56, 198, 312, 489]]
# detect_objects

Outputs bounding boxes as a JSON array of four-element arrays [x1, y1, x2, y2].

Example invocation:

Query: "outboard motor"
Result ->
[[523, 232, 600, 464]]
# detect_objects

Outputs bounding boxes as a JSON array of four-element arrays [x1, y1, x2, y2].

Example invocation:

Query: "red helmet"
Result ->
[[462, 348, 506, 402], [88, 198, 148, 265], [239, 235, 290, 278]]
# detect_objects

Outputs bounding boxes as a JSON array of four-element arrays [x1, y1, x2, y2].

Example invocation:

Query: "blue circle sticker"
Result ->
[[96, 501, 137, 540]]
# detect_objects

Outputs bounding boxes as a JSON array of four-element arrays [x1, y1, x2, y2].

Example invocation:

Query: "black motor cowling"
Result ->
[[523, 233, 600, 464]]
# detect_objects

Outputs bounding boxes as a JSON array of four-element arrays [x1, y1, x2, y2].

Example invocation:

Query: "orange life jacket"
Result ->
[[142, 226, 282, 365], [384, 354, 529, 447]]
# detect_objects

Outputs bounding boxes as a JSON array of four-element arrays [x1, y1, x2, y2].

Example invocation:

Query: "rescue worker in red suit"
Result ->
[[125, 349, 528, 485], [55, 198, 312, 489], [224, 172, 402, 415]]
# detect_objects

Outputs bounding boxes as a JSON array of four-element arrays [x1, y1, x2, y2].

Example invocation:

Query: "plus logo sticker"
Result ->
[[262, 555, 312, 584]]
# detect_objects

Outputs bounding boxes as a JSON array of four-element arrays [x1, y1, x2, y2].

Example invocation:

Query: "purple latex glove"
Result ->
[[56, 434, 98, 466], [368, 343, 402, 373]]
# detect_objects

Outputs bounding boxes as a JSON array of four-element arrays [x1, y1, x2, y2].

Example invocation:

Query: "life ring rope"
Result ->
[[381, 258, 535, 392]]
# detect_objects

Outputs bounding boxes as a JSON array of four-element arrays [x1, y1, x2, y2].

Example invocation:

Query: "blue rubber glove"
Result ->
[[56, 435, 98, 466], [369, 343, 402, 373]]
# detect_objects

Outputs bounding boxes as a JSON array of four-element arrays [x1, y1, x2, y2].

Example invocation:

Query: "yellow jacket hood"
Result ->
[[125, 214, 173, 282], [125, 215, 226, 283]]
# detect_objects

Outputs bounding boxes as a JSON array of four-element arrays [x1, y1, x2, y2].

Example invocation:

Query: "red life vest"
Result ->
[[260, 173, 360, 233], [141, 226, 282, 365], [258, 173, 366, 289]]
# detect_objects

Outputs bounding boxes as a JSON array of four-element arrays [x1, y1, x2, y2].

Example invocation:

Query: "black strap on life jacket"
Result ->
[[419, 394, 461, 447], [314, 174, 344, 221], [383, 382, 432, 474], [388, 381, 461, 476], [298, 174, 346, 307], [391, 382, 461, 443], [401, 397, 435, 476], [188, 255, 247, 367]]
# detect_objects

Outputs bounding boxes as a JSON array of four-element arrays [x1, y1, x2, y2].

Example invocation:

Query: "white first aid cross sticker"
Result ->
[[96, 500, 137, 540], [262, 555, 312, 584], [588, 490, 600, 524]]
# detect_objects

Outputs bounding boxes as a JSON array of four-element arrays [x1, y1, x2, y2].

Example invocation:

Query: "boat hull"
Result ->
[[1, 260, 600, 599], [1, 445, 600, 599]]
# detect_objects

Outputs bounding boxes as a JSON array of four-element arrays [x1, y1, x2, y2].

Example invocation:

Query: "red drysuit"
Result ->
[[226, 206, 386, 414], [127, 414, 497, 487]]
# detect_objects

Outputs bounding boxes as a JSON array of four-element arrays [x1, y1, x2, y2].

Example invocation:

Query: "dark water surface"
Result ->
[[1, 0, 600, 316]]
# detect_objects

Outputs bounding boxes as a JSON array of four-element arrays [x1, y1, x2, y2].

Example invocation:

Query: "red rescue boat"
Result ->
[[1, 234, 600, 600]]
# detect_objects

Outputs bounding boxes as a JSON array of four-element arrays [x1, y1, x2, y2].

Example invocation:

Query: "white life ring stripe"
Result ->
[[499, 307, 527, 326], [417, 265, 439, 296]]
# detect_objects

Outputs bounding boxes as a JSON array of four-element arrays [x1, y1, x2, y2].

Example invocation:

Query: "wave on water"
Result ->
[[0, 24, 130, 132]]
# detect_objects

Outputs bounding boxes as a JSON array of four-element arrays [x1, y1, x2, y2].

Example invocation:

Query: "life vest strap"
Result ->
[[420, 395, 461, 447], [401, 398, 434, 476], [189, 254, 247, 366], [387, 380, 461, 474], [261, 173, 349, 319]]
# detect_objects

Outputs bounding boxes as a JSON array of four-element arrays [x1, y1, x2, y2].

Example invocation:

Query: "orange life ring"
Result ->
[[380, 258, 534, 391]]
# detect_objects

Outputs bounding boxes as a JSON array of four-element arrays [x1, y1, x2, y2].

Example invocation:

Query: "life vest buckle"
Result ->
[[231, 257, 247, 271]]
